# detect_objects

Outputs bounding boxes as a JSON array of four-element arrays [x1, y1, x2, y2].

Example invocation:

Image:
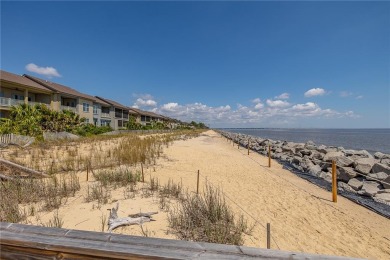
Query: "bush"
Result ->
[[74, 124, 113, 136], [168, 184, 251, 245]]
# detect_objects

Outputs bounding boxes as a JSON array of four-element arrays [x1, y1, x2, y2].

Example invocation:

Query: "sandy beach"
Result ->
[[22, 130, 390, 259]]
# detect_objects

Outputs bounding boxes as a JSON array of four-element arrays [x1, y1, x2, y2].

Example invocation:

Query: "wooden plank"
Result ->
[[0, 223, 360, 260], [0, 158, 50, 178]]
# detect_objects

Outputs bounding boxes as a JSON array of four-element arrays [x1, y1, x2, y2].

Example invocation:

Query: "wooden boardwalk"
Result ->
[[0, 222, 359, 259]]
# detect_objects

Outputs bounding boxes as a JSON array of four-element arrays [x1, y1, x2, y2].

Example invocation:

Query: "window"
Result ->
[[93, 105, 98, 114], [13, 94, 24, 100], [83, 103, 89, 112], [118, 120, 123, 127]]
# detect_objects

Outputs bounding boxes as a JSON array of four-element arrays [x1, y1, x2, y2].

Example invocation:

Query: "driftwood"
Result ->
[[0, 173, 15, 181], [0, 158, 50, 178], [108, 203, 157, 232]]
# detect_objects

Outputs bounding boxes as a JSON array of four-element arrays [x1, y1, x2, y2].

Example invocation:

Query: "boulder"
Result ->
[[374, 192, 390, 204], [338, 167, 358, 182], [374, 152, 390, 160], [304, 141, 317, 150], [381, 158, 390, 166], [359, 181, 383, 197], [334, 156, 354, 167], [344, 149, 373, 158], [300, 149, 312, 156], [318, 171, 332, 183], [348, 178, 363, 191], [308, 164, 322, 176], [353, 158, 378, 174], [310, 151, 324, 160], [338, 182, 357, 193], [323, 151, 344, 162], [367, 172, 389, 181], [371, 163, 390, 174], [292, 156, 303, 165], [383, 176, 390, 189], [317, 145, 328, 154]]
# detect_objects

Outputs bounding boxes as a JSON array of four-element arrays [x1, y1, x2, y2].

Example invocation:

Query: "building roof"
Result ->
[[129, 107, 173, 121], [0, 70, 53, 93], [23, 74, 109, 106], [95, 96, 129, 110]]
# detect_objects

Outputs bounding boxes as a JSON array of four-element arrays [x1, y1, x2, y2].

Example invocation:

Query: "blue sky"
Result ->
[[1, 1, 389, 128]]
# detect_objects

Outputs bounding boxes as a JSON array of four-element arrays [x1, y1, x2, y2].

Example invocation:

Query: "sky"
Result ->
[[1, 1, 389, 128]]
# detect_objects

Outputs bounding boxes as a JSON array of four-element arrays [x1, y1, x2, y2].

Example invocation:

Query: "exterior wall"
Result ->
[[77, 98, 94, 124]]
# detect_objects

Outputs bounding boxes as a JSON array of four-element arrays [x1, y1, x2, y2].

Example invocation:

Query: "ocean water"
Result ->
[[223, 128, 390, 154]]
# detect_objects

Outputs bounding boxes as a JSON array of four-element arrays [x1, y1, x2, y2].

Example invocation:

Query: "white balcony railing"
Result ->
[[0, 97, 25, 107], [101, 112, 111, 118], [29, 101, 51, 108], [61, 105, 77, 112]]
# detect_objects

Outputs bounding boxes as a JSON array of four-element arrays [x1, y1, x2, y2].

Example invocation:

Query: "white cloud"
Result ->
[[266, 99, 290, 108], [25, 63, 61, 78], [275, 93, 290, 99], [251, 98, 261, 103], [134, 98, 157, 108], [133, 93, 154, 100], [340, 91, 353, 97], [356, 95, 363, 100], [292, 102, 317, 111], [161, 102, 179, 111], [304, 88, 326, 97], [254, 103, 264, 109]]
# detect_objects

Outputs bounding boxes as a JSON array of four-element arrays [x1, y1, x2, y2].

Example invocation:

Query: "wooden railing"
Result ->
[[0, 223, 354, 259]]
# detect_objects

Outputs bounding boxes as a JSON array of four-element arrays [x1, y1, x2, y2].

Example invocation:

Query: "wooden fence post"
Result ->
[[197, 170, 200, 194], [267, 223, 271, 249], [248, 138, 250, 155], [268, 144, 271, 168], [141, 163, 145, 183], [86, 164, 89, 181], [332, 160, 337, 203]]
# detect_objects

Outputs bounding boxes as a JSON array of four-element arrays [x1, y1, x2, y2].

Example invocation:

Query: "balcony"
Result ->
[[101, 112, 110, 118], [61, 105, 77, 112], [0, 97, 25, 107], [29, 101, 51, 108]]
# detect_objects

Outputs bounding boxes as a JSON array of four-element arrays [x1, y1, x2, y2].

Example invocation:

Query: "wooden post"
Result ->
[[142, 163, 145, 182], [197, 170, 200, 194], [238, 142, 239, 149], [247, 138, 250, 155], [86, 164, 89, 181], [267, 223, 271, 249], [268, 144, 271, 168], [332, 160, 337, 203]]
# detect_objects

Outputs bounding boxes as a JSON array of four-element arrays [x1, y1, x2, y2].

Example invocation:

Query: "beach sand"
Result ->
[[25, 130, 390, 259]]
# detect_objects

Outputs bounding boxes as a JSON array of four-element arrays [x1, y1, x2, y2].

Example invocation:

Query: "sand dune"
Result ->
[[26, 130, 389, 259]]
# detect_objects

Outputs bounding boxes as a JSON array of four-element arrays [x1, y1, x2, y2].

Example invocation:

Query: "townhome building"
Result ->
[[1, 69, 181, 130], [95, 97, 130, 129], [24, 74, 112, 126], [0, 70, 53, 118]]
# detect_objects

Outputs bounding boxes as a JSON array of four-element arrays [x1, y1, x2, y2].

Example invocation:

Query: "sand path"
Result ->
[[149, 130, 390, 259]]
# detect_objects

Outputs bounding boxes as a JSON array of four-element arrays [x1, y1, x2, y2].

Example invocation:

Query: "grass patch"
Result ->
[[168, 184, 251, 246]]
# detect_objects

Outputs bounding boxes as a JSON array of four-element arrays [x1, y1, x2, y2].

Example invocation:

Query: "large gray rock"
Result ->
[[304, 141, 317, 150], [359, 181, 383, 197], [338, 182, 357, 193], [374, 192, 390, 204], [374, 152, 390, 160], [338, 167, 358, 182], [381, 158, 390, 166], [292, 156, 303, 165], [335, 156, 354, 167], [318, 171, 332, 183], [383, 176, 390, 189], [344, 149, 373, 158], [371, 163, 390, 174], [317, 145, 328, 154], [348, 178, 363, 191], [353, 158, 378, 174], [367, 172, 389, 181], [308, 164, 322, 176], [323, 151, 344, 162]]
